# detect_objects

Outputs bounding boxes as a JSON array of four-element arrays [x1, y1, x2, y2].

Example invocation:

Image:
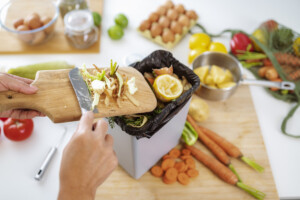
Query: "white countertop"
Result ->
[[0, 0, 300, 199]]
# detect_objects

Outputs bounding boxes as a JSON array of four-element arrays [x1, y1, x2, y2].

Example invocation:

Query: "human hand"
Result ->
[[0, 73, 44, 119], [58, 112, 118, 200]]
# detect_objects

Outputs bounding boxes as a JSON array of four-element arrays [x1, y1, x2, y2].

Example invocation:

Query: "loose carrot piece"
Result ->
[[163, 176, 176, 184], [181, 148, 191, 156], [177, 173, 190, 185], [180, 155, 193, 160], [174, 161, 187, 173], [186, 169, 199, 178], [185, 144, 266, 200], [198, 126, 242, 158], [185, 158, 196, 169], [151, 165, 163, 177], [161, 158, 175, 171], [164, 167, 178, 182], [169, 148, 181, 158], [187, 115, 231, 166], [163, 154, 175, 160]]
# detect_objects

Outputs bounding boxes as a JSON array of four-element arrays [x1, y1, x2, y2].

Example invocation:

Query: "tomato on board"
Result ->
[[3, 118, 34, 141]]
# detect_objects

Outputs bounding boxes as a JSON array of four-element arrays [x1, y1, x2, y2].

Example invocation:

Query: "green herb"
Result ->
[[153, 107, 162, 114], [122, 115, 148, 128], [269, 28, 294, 52], [108, 117, 115, 129], [110, 60, 119, 76]]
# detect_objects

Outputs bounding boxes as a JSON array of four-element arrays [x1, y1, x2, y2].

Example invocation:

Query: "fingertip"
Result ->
[[95, 119, 108, 133]]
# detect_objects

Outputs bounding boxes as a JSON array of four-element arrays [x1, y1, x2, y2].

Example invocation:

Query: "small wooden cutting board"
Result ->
[[0, 67, 157, 123]]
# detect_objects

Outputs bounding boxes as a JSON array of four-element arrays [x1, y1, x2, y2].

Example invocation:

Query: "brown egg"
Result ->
[[150, 23, 163, 38], [164, 0, 174, 9], [17, 25, 34, 43], [162, 29, 175, 43], [170, 21, 183, 35], [31, 31, 46, 45], [186, 10, 198, 20], [41, 16, 54, 34], [158, 16, 170, 28], [139, 19, 151, 31], [148, 12, 160, 23], [178, 15, 190, 27], [174, 4, 185, 14], [13, 18, 24, 29], [24, 13, 42, 30], [156, 5, 167, 16], [166, 9, 179, 21]]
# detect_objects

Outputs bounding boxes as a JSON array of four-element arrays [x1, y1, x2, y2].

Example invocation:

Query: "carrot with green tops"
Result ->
[[186, 115, 242, 181], [185, 144, 265, 200], [198, 125, 264, 173]]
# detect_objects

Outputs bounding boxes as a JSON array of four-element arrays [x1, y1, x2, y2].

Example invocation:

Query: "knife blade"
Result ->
[[69, 68, 98, 114]]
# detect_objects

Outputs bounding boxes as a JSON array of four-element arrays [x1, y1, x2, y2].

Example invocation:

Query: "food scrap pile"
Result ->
[[80, 61, 139, 110], [138, 0, 198, 48], [121, 66, 191, 128]]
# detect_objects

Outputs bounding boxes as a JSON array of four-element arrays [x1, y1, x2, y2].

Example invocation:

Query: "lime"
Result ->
[[114, 13, 128, 28], [108, 25, 124, 40], [92, 12, 102, 27]]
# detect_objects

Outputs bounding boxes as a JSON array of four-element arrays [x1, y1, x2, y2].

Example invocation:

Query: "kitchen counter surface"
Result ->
[[0, 0, 299, 199]]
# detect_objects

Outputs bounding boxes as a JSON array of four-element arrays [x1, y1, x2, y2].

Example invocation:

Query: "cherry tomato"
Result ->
[[3, 118, 34, 141], [189, 33, 211, 50], [0, 118, 8, 122], [208, 42, 228, 53], [230, 32, 254, 55]]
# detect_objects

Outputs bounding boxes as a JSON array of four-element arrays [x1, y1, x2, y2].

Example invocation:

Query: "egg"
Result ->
[[148, 12, 160, 23], [24, 13, 42, 30], [174, 4, 185, 14], [31, 31, 46, 45], [164, 0, 174, 9], [156, 5, 167, 16], [166, 9, 179, 21], [186, 10, 198, 20], [139, 19, 151, 31], [13, 18, 24, 29], [162, 29, 175, 43], [178, 15, 190, 27], [41, 16, 54, 34], [170, 21, 183, 35], [150, 23, 162, 38], [16, 25, 34, 43], [158, 16, 170, 28]]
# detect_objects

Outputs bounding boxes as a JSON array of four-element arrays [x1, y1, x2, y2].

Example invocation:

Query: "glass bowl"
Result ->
[[0, 0, 59, 45]]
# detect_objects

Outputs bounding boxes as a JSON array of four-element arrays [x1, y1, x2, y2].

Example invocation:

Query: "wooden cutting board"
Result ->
[[0, 0, 102, 54], [95, 85, 279, 200], [0, 67, 157, 123]]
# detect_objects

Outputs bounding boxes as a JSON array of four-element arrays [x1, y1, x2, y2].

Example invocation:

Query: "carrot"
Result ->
[[186, 115, 230, 166], [185, 158, 196, 169], [262, 59, 272, 66], [163, 154, 175, 160], [185, 144, 266, 200], [161, 158, 175, 171], [186, 169, 199, 178], [163, 176, 176, 184], [274, 52, 300, 67], [164, 167, 178, 182], [199, 125, 264, 173], [180, 155, 193, 160], [177, 173, 190, 185], [169, 148, 181, 158], [181, 148, 191, 156], [289, 69, 300, 80], [174, 161, 187, 173], [151, 165, 163, 177]]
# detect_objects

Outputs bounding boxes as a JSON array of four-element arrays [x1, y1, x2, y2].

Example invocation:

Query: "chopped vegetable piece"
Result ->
[[161, 158, 175, 171], [177, 173, 190, 185], [169, 148, 181, 158], [174, 161, 187, 173], [164, 167, 178, 182], [151, 165, 163, 177], [186, 169, 199, 178]]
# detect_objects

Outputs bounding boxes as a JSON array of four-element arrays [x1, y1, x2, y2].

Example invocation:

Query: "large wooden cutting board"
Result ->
[[0, 67, 157, 123], [95, 85, 279, 200], [0, 0, 103, 54]]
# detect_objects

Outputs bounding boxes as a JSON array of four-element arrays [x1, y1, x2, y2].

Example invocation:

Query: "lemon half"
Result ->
[[153, 74, 183, 102]]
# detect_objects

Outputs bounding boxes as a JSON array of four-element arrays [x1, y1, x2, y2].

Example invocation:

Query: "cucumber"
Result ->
[[7, 61, 74, 79]]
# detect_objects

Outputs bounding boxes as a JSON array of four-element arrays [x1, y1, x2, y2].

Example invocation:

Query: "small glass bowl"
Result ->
[[0, 0, 59, 45]]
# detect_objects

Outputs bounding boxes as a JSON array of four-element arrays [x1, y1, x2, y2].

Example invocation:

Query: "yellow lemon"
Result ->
[[208, 42, 228, 53], [153, 74, 183, 102], [189, 33, 211, 49]]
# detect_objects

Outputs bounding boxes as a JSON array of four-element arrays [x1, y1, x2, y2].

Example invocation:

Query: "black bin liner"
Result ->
[[114, 50, 200, 139]]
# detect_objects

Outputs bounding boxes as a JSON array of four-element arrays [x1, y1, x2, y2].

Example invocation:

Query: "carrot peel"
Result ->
[[237, 182, 266, 200], [228, 164, 242, 182], [241, 156, 264, 173]]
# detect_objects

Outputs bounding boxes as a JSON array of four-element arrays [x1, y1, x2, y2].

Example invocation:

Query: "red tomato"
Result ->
[[0, 118, 8, 122], [230, 32, 254, 55], [3, 118, 34, 141]]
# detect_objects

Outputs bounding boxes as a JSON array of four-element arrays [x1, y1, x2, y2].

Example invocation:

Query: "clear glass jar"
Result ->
[[58, 0, 89, 19], [64, 10, 98, 49]]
